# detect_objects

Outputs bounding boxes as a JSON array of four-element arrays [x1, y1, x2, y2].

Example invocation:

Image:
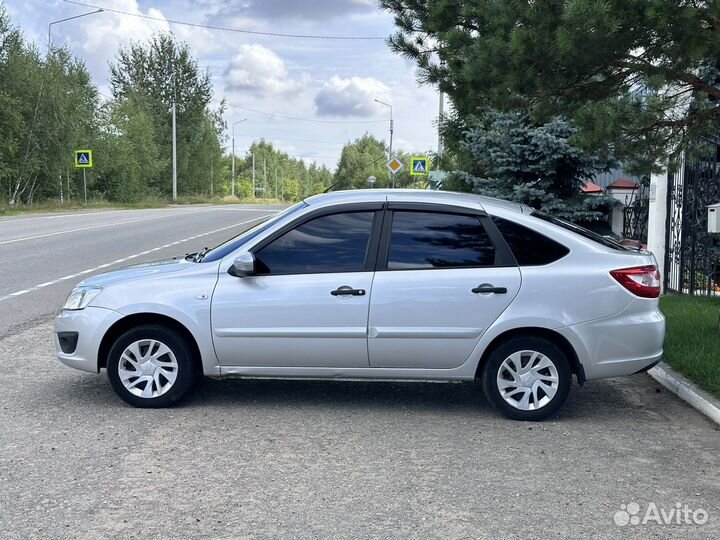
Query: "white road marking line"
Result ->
[[0, 205, 269, 225], [0, 209, 216, 245], [0, 209, 134, 224], [0, 213, 275, 303]]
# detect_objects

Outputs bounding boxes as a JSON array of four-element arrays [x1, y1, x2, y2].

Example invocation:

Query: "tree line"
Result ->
[[0, 4, 339, 206]]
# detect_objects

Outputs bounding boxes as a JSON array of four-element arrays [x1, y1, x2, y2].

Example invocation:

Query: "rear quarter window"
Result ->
[[491, 215, 570, 266]]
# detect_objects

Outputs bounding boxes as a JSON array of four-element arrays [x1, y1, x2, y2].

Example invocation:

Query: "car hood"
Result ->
[[79, 258, 195, 288]]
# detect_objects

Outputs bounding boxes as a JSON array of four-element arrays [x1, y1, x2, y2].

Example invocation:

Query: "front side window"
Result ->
[[387, 211, 495, 269], [255, 211, 375, 274]]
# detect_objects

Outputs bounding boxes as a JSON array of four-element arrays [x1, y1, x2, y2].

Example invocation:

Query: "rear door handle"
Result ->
[[472, 284, 507, 294], [331, 286, 366, 297]]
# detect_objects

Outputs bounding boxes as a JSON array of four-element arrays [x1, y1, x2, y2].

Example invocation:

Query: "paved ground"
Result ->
[[0, 206, 719, 539]]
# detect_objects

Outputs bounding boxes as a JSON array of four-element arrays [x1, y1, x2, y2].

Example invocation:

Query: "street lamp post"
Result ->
[[48, 8, 104, 50], [374, 99, 394, 187], [46, 9, 104, 204], [231, 119, 247, 197]]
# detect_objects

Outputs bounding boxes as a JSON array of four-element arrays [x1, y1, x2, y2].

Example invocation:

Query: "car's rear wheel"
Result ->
[[107, 324, 197, 408], [482, 336, 571, 421]]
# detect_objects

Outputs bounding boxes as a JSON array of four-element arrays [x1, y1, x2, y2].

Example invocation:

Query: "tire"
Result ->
[[481, 336, 571, 421], [107, 324, 197, 408]]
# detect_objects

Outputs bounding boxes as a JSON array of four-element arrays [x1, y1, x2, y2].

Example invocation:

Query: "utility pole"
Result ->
[[231, 118, 247, 197], [59, 173, 63, 203], [374, 99, 394, 187], [171, 101, 177, 201], [438, 90, 444, 165], [275, 168, 278, 200], [263, 159, 267, 198], [252, 152, 256, 198], [210, 159, 214, 196]]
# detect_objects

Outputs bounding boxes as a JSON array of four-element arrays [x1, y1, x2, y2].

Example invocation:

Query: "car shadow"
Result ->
[[48, 369, 659, 423], [190, 377, 490, 413]]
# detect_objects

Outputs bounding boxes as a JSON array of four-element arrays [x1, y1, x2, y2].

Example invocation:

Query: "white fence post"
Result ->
[[647, 170, 668, 289]]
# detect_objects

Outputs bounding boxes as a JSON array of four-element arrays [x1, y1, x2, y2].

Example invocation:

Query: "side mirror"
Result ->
[[228, 252, 256, 277]]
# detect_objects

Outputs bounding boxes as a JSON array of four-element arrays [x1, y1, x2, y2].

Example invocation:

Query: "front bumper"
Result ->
[[54, 306, 123, 373]]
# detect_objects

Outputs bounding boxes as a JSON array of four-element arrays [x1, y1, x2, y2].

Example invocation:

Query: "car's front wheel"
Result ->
[[107, 324, 197, 408], [482, 336, 571, 421]]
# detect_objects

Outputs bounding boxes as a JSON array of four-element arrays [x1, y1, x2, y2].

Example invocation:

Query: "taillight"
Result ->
[[610, 265, 661, 298]]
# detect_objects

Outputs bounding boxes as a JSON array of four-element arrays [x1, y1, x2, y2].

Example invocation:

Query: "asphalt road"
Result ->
[[0, 205, 719, 539], [0, 205, 280, 337]]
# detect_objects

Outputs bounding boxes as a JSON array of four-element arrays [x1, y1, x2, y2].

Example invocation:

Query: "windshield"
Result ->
[[200, 202, 307, 263], [531, 210, 631, 251]]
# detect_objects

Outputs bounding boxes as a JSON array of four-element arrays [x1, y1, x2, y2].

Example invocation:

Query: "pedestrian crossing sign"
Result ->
[[75, 150, 93, 168], [410, 157, 429, 176]]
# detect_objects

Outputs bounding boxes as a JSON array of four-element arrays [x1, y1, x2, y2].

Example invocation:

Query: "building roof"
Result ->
[[581, 181, 604, 194], [607, 177, 640, 190]]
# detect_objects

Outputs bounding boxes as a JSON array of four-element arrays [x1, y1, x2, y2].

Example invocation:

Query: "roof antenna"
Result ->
[[323, 181, 340, 193]]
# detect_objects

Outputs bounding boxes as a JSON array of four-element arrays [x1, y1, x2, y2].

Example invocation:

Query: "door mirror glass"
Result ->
[[228, 252, 256, 277]]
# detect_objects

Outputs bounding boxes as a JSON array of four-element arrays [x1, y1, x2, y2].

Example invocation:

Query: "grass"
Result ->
[[660, 294, 720, 399], [0, 195, 287, 217]]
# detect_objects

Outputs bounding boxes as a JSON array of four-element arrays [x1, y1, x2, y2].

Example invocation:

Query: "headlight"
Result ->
[[62, 286, 103, 310]]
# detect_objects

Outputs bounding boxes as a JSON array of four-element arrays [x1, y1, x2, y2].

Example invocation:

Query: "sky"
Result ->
[[5, 0, 441, 170]]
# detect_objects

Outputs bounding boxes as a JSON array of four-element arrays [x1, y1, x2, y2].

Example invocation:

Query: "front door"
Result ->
[[368, 209, 521, 369], [212, 210, 380, 368]]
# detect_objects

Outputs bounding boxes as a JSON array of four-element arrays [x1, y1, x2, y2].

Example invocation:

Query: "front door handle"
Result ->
[[331, 286, 366, 297], [472, 284, 507, 294]]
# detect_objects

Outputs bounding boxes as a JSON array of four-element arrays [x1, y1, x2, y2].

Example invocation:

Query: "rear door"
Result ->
[[368, 205, 521, 369]]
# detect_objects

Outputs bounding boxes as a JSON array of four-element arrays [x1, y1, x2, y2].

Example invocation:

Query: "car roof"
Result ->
[[303, 189, 527, 214]]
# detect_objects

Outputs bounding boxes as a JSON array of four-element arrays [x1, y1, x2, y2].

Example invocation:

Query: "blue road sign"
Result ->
[[75, 150, 93, 168], [410, 157, 429, 176]]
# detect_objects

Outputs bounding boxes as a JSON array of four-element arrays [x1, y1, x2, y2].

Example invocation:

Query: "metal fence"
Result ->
[[664, 145, 720, 295], [623, 182, 649, 243]]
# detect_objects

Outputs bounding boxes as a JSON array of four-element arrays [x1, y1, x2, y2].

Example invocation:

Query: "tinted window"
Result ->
[[202, 202, 307, 263], [255, 211, 375, 274], [491, 215, 569, 266], [387, 211, 495, 269], [531, 210, 631, 251]]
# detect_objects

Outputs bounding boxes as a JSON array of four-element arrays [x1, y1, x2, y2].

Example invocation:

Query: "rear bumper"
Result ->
[[557, 302, 665, 381], [54, 307, 123, 373]]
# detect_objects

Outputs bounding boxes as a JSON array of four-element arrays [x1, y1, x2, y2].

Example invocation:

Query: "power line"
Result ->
[[62, 0, 386, 41], [229, 104, 387, 125], [235, 134, 345, 146]]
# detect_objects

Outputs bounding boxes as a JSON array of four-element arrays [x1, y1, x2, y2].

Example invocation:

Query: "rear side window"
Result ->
[[531, 210, 631, 251], [255, 211, 375, 274], [491, 216, 569, 266], [387, 211, 495, 269]]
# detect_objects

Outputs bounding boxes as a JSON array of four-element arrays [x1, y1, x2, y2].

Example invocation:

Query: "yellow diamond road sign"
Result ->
[[386, 156, 403, 175]]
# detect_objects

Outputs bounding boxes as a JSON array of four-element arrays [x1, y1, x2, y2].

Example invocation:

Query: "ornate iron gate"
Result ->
[[622, 182, 649, 242], [664, 145, 720, 295]]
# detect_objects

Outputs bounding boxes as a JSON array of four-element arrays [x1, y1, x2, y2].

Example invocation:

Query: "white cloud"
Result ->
[[214, 0, 376, 22], [80, 1, 169, 58], [224, 44, 301, 96], [314, 76, 390, 117]]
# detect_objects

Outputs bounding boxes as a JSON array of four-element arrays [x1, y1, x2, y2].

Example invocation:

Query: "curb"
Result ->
[[648, 362, 720, 426]]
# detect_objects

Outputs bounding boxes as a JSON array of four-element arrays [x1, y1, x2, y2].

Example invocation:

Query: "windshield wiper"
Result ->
[[193, 247, 210, 262]]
